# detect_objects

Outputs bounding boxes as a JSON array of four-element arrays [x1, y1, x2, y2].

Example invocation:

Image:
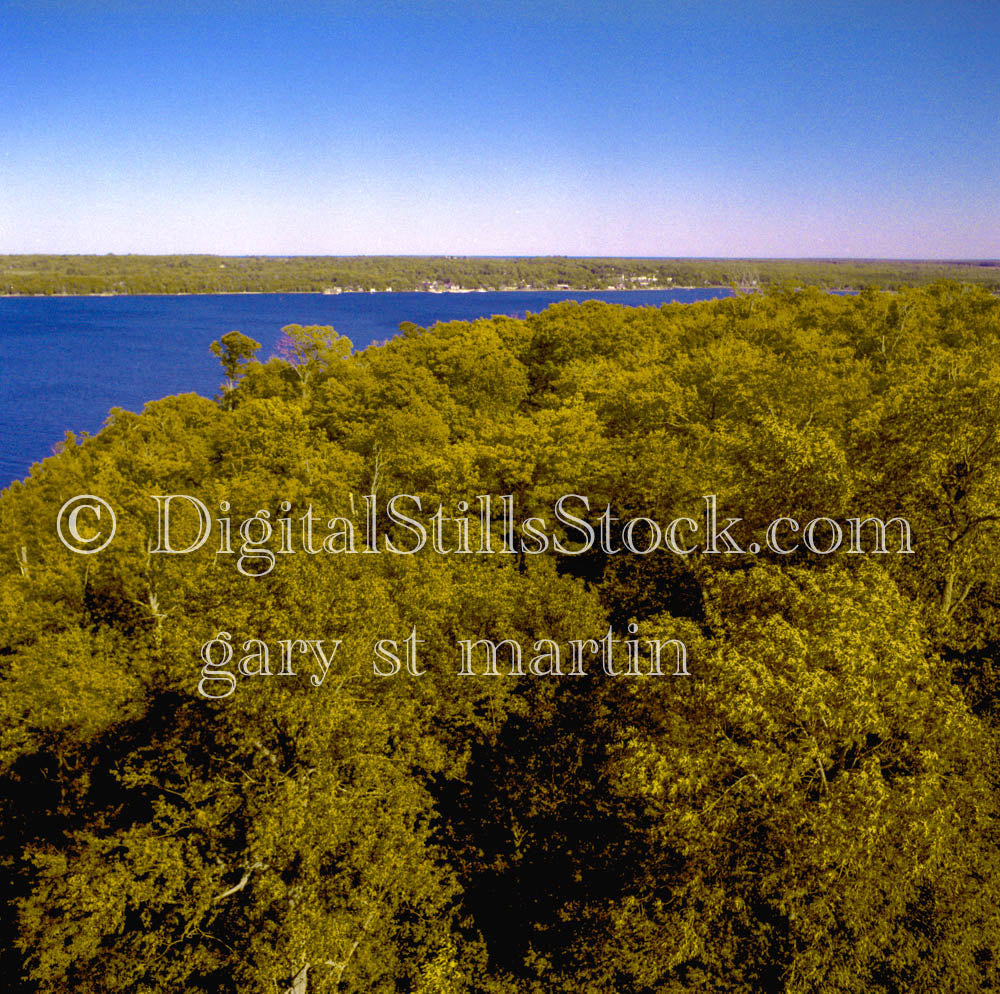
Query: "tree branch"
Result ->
[[214, 861, 267, 902]]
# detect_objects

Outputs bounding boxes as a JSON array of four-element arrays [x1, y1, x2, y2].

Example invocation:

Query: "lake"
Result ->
[[0, 288, 732, 486]]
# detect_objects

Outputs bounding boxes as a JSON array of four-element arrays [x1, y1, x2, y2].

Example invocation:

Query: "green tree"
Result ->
[[210, 330, 262, 404]]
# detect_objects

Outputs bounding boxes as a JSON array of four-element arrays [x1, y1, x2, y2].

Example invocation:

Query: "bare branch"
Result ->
[[214, 861, 267, 902]]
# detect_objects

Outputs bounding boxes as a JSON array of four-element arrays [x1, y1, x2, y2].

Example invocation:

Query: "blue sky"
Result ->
[[2, 0, 998, 257]]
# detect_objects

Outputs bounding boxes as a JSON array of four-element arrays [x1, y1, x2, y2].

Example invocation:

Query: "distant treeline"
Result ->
[[2, 253, 998, 295]]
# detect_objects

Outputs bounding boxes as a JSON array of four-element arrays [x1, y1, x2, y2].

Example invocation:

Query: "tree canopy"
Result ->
[[2, 283, 1000, 992]]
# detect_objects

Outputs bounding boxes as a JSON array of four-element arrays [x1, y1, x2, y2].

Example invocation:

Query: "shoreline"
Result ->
[[0, 286, 729, 299]]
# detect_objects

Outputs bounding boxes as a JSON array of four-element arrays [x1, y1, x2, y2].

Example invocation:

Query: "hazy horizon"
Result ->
[[4, 253, 999, 263]]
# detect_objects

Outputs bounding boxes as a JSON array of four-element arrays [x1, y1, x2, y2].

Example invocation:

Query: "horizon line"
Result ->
[[2, 253, 998, 264]]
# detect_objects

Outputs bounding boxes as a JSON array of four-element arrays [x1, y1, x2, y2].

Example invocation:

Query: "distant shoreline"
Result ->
[[0, 286, 725, 299], [5, 255, 996, 297]]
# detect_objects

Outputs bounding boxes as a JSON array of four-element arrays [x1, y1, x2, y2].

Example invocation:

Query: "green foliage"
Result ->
[[2, 254, 999, 295], [210, 331, 262, 405], [3, 283, 1000, 991]]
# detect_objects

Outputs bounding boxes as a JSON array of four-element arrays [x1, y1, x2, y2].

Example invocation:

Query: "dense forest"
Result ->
[[2, 254, 999, 295], [3, 283, 1000, 992]]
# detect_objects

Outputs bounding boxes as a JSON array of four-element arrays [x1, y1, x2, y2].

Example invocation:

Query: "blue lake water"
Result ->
[[0, 288, 732, 486]]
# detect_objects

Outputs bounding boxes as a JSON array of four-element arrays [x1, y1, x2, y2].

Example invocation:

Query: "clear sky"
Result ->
[[2, 0, 998, 257]]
